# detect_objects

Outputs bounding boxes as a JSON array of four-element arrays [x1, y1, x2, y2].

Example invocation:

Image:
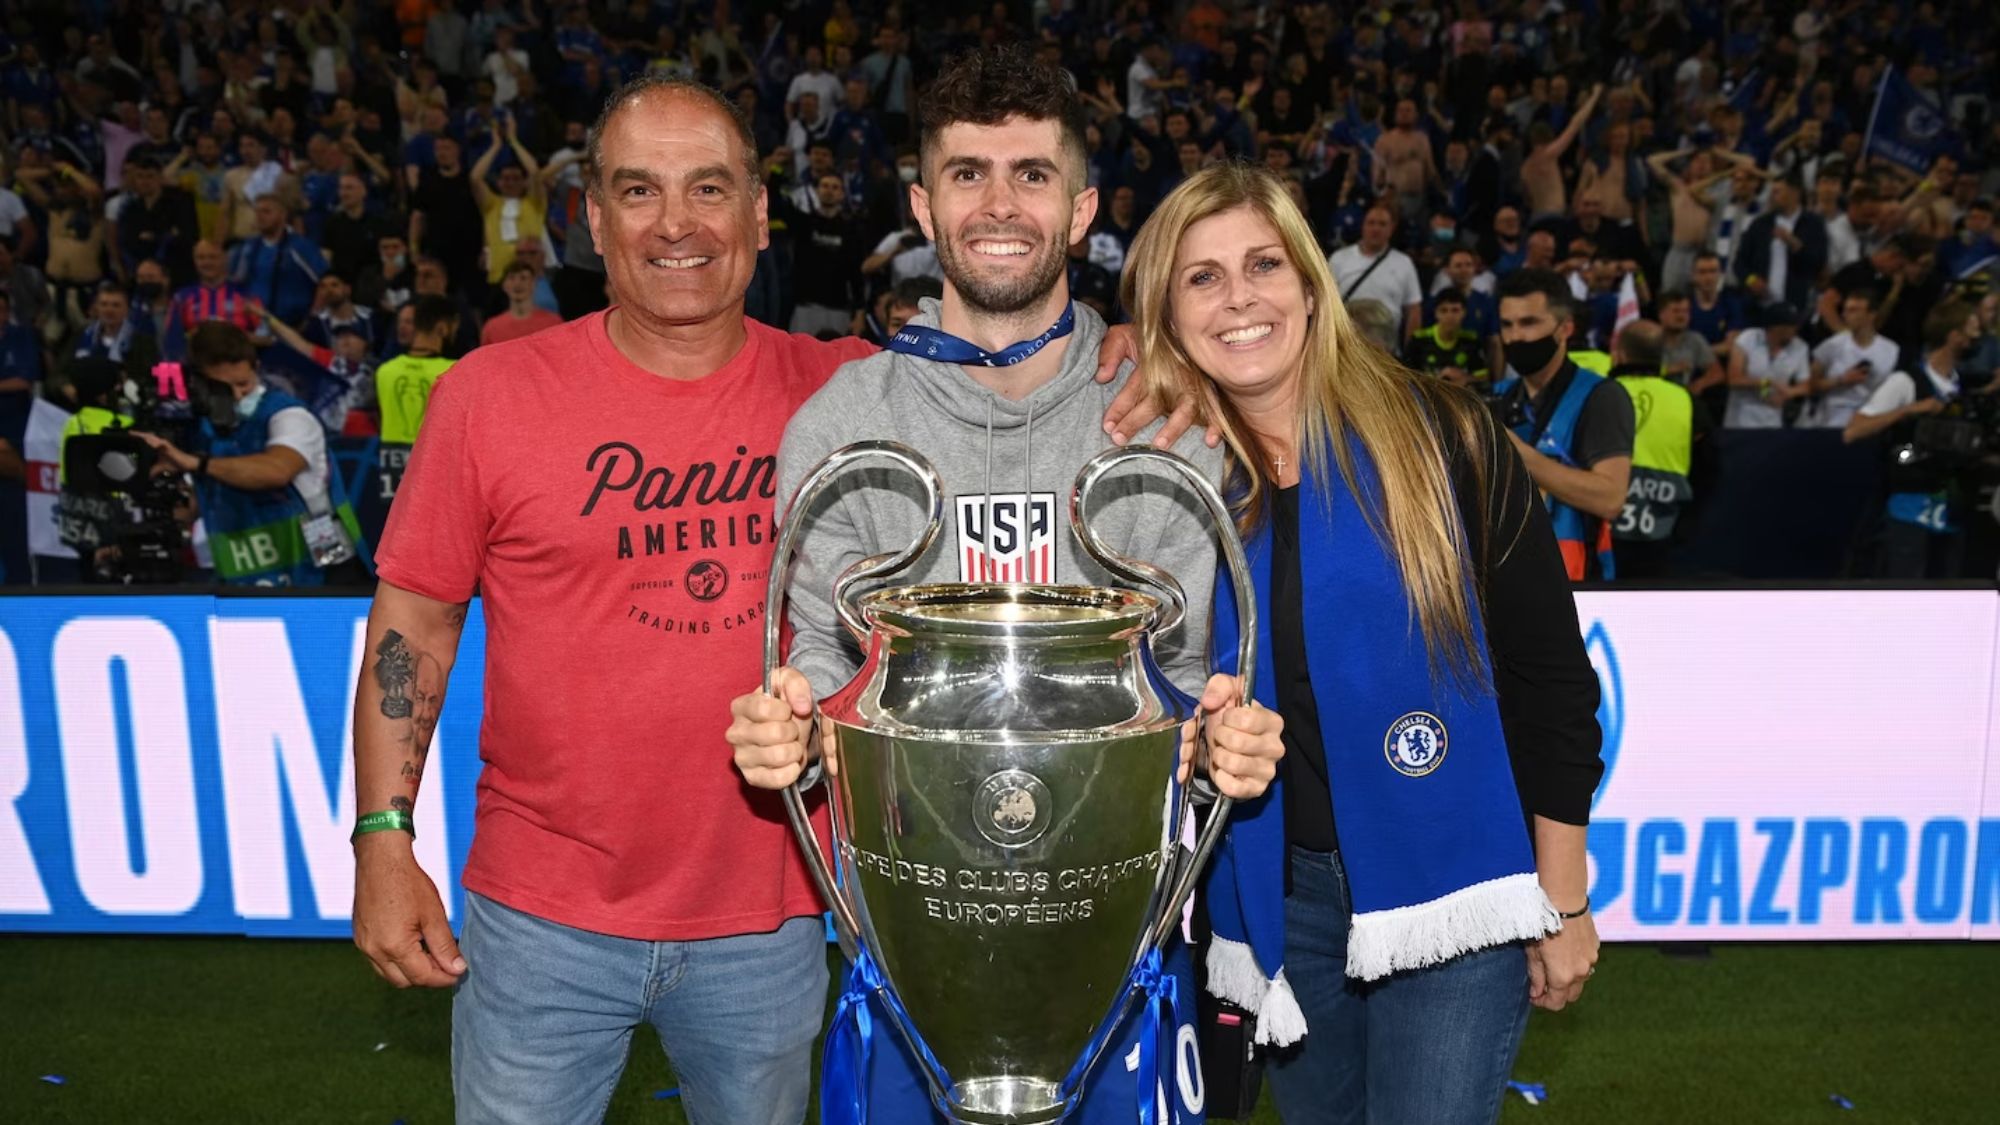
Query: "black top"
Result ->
[[1274, 401, 1606, 855], [1271, 485, 1337, 851]]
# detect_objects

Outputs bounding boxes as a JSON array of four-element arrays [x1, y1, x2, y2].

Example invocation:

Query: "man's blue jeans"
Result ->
[[1265, 845, 1532, 1125], [452, 892, 828, 1125]]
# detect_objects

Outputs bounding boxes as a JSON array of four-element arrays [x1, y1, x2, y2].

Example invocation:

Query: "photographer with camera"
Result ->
[[133, 321, 366, 587], [1843, 300, 1989, 578]]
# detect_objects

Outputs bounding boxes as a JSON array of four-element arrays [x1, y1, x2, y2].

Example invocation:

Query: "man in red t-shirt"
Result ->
[[479, 259, 565, 346], [348, 76, 1179, 1125]]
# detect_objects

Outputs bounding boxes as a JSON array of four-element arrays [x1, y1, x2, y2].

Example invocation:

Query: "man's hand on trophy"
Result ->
[[727, 667, 828, 790], [1193, 673, 1285, 800], [1093, 323, 1221, 449]]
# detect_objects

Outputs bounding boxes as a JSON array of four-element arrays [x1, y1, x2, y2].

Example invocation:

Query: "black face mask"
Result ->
[[135, 282, 165, 300], [1503, 334, 1561, 376]]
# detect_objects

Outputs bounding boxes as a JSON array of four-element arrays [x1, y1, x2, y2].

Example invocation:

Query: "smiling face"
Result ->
[[911, 115, 1094, 317], [586, 88, 767, 332], [1168, 205, 1313, 403]]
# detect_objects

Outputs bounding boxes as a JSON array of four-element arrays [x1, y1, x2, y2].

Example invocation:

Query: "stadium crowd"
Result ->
[[2, 0, 1999, 585]]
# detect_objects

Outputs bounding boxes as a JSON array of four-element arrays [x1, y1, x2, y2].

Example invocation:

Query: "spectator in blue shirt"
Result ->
[[828, 77, 890, 173], [1939, 198, 1999, 281], [226, 195, 328, 329], [555, 5, 606, 88], [0, 288, 37, 380], [1686, 250, 1747, 353], [73, 285, 148, 363]]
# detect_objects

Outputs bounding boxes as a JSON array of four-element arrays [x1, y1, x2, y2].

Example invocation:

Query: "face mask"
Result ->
[[1433, 226, 1457, 242], [1503, 334, 1561, 375], [235, 385, 266, 420], [388, 254, 407, 271], [135, 282, 164, 300], [898, 165, 919, 183]]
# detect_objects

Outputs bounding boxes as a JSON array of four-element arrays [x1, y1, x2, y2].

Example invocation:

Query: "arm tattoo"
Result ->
[[388, 796, 413, 813], [375, 630, 415, 719]]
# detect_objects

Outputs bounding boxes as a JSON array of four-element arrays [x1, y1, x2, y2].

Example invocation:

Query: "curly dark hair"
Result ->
[[918, 44, 1089, 188]]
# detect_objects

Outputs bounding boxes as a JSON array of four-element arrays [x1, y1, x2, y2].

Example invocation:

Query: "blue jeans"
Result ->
[[452, 892, 829, 1125], [1265, 846, 1530, 1125]]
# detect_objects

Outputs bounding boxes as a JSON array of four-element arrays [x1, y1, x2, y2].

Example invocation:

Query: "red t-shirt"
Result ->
[[479, 307, 566, 347], [376, 309, 874, 940]]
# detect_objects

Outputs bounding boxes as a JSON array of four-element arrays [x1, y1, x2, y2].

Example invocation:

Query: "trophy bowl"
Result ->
[[765, 443, 1256, 1125]]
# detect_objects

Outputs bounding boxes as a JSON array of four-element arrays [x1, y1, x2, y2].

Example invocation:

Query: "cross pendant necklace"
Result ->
[[1273, 454, 1287, 475]]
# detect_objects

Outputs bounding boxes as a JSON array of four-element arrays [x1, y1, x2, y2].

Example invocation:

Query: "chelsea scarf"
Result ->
[[1201, 448, 1560, 1045]]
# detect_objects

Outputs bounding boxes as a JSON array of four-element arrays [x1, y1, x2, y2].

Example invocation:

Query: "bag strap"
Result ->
[[1340, 250, 1390, 302]]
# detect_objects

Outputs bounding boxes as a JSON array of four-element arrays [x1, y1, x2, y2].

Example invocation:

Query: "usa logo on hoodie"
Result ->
[[955, 492, 1058, 583]]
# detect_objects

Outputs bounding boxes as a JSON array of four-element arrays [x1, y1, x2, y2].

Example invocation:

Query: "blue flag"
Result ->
[[1863, 64, 1953, 174]]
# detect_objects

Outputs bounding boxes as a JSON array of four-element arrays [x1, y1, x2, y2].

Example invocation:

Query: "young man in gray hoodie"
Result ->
[[736, 46, 1281, 767], [727, 44, 1283, 1125]]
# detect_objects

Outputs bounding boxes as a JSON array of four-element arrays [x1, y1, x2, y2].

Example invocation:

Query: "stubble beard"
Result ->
[[934, 218, 1072, 317]]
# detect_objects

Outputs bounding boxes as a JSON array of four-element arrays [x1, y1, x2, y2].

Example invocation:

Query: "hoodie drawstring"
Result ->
[[978, 394, 1036, 585], [1021, 396, 1034, 584], [983, 397, 995, 584]]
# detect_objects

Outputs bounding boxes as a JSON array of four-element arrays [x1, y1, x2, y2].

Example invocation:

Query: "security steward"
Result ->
[[1493, 268, 1636, 580]]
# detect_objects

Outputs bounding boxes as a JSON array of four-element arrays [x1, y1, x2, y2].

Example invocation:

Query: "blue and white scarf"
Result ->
[[1202, 450, 1560, 1045]]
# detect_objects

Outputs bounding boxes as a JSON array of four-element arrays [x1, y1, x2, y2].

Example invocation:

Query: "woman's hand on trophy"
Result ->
[[1195, 673, 1285, 800], [727, 667, 825, 790]]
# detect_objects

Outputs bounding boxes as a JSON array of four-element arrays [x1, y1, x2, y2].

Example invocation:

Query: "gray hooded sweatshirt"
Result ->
[[777, 299, 1226, 701]]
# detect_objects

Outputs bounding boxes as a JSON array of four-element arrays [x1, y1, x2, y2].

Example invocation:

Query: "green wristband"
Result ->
[[352, 809, 416, 842]]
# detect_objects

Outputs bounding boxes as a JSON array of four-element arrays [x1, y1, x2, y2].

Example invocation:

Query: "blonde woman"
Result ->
[[1125, 162, 1604, 1124]]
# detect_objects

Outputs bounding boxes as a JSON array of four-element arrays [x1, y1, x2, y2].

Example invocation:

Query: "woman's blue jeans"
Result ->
[[1265, 845, 1532, 1125]]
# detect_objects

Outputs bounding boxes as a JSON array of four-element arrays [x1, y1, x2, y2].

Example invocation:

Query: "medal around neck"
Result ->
[[765, 441, 1258, 1124]]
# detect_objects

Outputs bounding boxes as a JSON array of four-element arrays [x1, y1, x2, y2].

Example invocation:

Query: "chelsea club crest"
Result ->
[[1384, 712, 1448, 778]]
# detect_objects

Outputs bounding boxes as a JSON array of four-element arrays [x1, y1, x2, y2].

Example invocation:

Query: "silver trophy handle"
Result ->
[[1069, 445, 1260, 953], [763, 441, 945, 958]]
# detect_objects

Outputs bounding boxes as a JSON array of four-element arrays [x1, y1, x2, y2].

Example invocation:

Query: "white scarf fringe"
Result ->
[[1203, 936, 1308, 1047], [1345, 872, 1562, 983]]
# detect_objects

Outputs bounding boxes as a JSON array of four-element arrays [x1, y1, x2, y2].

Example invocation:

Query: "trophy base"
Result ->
[[942, 1076, 1072, 1124]]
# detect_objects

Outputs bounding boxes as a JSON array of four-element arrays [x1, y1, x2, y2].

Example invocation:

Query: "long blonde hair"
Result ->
[[1122, 163, 1504, 684]]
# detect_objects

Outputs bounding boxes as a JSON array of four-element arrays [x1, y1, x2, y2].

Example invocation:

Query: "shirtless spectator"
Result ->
[[1576, 121, 1639, 225], [1649, 148, 1755, 293], [1374, 98, 1440, 232], [1520, 83, 1603, 222]]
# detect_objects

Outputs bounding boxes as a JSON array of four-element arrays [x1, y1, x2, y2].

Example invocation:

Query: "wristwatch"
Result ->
[[196, 453, 211, 477]]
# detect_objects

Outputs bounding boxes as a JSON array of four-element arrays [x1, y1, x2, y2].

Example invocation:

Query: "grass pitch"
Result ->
[[4, 936, 1998, 1123]]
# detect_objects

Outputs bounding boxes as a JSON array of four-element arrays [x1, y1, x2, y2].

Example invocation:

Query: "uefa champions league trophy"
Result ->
[[763, 441, 1258, 1125]]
